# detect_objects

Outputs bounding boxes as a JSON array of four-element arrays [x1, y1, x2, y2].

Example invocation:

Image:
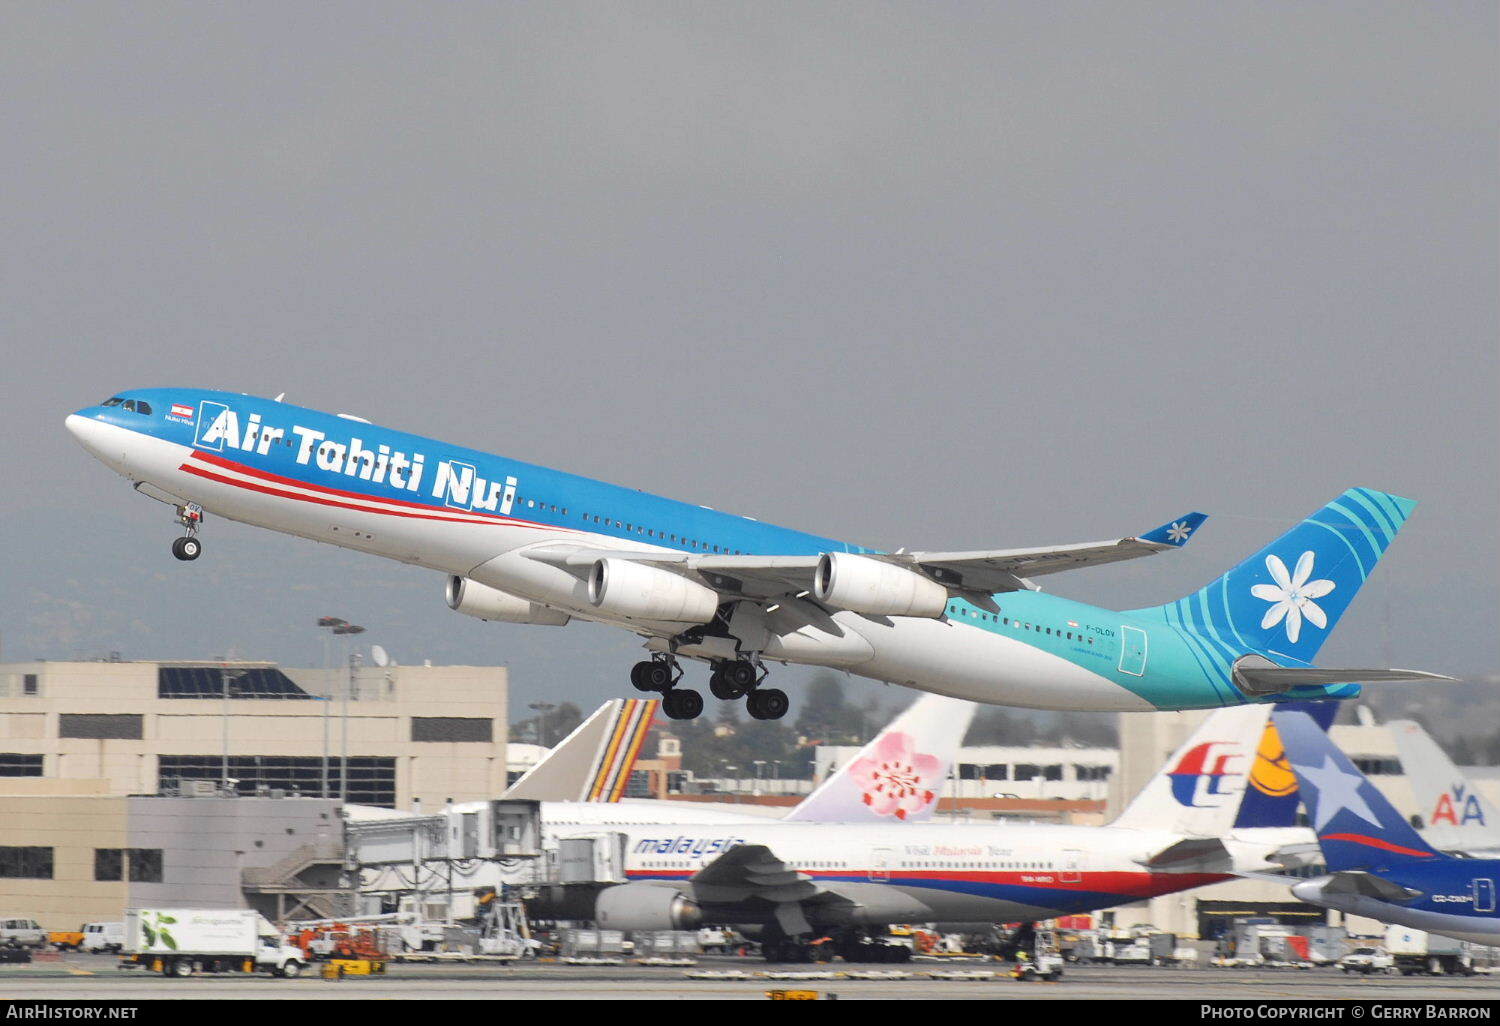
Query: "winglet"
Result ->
[[1139, 512, 1208, 548]]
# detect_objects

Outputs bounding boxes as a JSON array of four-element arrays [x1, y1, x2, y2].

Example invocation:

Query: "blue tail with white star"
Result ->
[[1273, 708, 1441, 871], [1131, 488, 1417, 664]]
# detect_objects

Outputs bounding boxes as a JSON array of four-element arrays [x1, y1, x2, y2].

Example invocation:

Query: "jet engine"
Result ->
[[595, 883, 703, 931], [587, 558, 719, 624], [813, 553, 948, 618], [445, 576, 571, 626]]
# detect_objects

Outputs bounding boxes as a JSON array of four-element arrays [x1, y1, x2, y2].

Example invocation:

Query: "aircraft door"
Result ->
[[1474, 878, 1495, 913], [1118, 626, 1148, 677], [869, 847, 892, 883], [1062, 850, 1082, 884]]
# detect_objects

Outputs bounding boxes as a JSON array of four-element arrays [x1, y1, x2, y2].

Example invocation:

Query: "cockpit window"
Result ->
[[101, 397, 124, 407], [122, 400, 136, 412], [135, 401, 152, 415]]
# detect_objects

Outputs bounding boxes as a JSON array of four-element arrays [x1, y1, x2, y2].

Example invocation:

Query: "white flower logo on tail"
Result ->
[[1251, 551, 1335, 644]]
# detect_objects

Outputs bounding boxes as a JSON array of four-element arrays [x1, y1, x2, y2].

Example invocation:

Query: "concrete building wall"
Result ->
[[0, 784, 128, 930], [0, 661, 508, 810]]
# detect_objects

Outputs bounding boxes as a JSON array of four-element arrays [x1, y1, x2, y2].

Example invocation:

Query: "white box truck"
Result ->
[[1384, 925, 1475, 977], [123, 909, 307, 978]]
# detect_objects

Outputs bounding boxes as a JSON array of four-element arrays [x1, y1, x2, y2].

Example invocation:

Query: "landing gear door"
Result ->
[[1118, 626, 1148, 677], [869, 847, 892, 883]]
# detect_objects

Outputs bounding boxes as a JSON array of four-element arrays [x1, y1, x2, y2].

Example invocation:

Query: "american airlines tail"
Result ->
[[503, 698, 657, 802], [1389, 719, 1500, 854], [784, 693, 976, 823]]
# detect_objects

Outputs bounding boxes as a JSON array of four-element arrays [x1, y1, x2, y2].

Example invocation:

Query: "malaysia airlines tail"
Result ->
[[1111, 703, 1280, 837], [1129, 489, 1446, 694], [784, 693, 976, 823], [1389, 719, 1500, 855], [503, 698, 657, 802]]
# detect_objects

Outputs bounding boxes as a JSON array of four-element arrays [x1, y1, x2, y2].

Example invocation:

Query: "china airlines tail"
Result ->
[[784, 693, 976, 823]]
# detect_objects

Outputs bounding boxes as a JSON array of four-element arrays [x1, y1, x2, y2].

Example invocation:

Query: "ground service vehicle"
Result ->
[[47, 927, 85, 951], [1339, 947, 1396, 974], [1385, 926, 1474, 976], [81, 922, 124, 953], [0, 917, 45, 949], [122, 909, 306, 978]]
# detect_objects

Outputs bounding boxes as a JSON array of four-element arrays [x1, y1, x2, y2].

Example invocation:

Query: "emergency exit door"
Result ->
[[1474, 878, 1495, 913], [1118, 626, 1148, 677]]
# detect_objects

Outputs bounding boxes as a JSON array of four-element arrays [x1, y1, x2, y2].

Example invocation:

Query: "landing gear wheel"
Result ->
[[171, 536, 202, 561], [661, 688, 704, 720], [708, 666, 745, 700], [630, 661, 671, 693], [724, 660, 757, 691], [746, 688, 789, 720]]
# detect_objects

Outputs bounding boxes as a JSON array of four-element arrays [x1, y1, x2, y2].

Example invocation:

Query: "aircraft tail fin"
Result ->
[[1389, 719, 1500, 853], [502, 698, 657, 802], [1273, 708, 1442, 871], [1131, 488, 1416, 664], [1112, 703, 1272, 837], [1231, 699, 1339, 829], [785, 693, 976, 823]]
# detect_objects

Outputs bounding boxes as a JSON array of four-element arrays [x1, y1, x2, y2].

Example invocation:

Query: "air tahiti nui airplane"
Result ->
[[66, 390, 1448, 721]]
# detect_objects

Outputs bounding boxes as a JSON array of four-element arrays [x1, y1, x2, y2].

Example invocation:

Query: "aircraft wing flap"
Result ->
[[1136, 837, 1233, 871], [690, 844, 831, 905]]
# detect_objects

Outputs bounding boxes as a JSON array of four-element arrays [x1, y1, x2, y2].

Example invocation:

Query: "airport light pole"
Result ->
[[315, 617, 363, 800], [529, 702, 556, 746], [334, 624, 365, 802]]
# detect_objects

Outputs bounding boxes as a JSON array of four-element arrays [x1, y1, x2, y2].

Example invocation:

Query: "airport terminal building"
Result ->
[[0, 658, 506, 928]]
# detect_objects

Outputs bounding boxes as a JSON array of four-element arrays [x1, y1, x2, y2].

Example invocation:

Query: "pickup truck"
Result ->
[[0, 917, 46, 949]]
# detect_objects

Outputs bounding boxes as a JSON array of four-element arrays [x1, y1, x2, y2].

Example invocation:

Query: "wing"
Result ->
[[1135, 837, 1233, 872], [1320, 871, 1425, 903], [689, 844, 858, 936], [523, 510, 1209, 601], [1232, 657, 1454, 696]]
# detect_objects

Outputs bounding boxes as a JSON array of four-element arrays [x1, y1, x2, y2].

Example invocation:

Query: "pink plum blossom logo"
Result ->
[[849, 730, 942, 820], [1251, 551, 1336, 644]]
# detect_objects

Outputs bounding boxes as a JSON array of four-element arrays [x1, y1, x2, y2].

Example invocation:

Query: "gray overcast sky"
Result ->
[[1, 3, 1494, 719]]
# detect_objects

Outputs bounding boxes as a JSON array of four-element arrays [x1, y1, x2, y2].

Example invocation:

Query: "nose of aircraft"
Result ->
[[65, 410, 123, 469]]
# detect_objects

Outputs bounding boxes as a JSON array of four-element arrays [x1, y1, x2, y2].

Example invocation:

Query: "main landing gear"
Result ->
[[628, 655, 789, 721], [170, 503, 204, 561]]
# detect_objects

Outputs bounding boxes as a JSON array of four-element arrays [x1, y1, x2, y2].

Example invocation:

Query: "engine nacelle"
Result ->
[[445, 576, 571, 626], [813, 553, 948, 618], [595, 883, 702, 931], [587, 558, 719, 624]]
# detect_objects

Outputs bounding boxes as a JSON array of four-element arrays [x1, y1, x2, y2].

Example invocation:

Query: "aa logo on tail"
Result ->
[[1431, 784, 1486, 827], [1167, 741, 1246, 808]]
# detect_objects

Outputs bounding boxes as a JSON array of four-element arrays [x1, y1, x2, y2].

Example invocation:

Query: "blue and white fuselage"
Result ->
[[66, 388, 1440, 715]]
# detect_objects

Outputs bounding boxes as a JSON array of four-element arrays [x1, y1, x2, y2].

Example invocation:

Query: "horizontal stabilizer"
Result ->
[[1137, 837, 1232, 871], [1320, 870, 1425, 903], [1233, 658, 1453, 697]]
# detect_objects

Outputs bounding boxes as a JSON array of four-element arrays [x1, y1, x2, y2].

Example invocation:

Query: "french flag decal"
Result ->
[[170, 403, 195, 420]]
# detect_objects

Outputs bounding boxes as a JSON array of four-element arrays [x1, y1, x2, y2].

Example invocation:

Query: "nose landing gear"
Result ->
[[170, 504, 204, 561]]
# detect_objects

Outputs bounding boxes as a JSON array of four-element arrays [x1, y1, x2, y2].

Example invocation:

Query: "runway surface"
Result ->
[[3, 954, 1498, 1000]]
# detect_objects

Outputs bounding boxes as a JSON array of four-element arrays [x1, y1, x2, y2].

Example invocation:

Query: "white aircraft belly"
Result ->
[[844, 613, 1153, 712]]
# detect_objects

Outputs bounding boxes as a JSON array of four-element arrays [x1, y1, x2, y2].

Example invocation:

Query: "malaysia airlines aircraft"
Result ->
[[66, 389, 1446, 720], [1275, 710, 1500, 946], [563, 702, 1329, 960]]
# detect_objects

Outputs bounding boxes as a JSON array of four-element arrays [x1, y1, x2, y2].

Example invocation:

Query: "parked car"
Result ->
[[48, 927, 86, 951], [81, 922, 125, 953], [1338, 947, 1395, 975], [0, 917, 46, 949]]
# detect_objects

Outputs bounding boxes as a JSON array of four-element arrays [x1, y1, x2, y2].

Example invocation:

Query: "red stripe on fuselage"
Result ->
[[1322, 833, 1435, 858], [180, 450, 571, 532]]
